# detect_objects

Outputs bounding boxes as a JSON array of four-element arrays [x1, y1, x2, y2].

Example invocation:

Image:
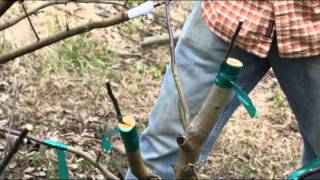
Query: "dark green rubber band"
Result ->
[[119, 126, 139, 153]]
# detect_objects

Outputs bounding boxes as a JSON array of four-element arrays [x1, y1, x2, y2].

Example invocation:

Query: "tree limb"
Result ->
[[0, 0, 127, 32], [175, 59, 243, 179], [0, 12, 129, 64], [0, 126, 119, 179]]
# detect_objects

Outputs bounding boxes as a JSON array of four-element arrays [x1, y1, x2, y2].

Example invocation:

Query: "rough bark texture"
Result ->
[[176, 59, 243, 179], [176, 86, 233, 179]]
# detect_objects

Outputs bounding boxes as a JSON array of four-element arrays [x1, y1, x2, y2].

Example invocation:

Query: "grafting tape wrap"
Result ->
[[288, 156, 320, 180], [43, 140, 69, 179], [118, 125, 140, 153], [102, 129, 119, 154], [215, 62, 256, 118]]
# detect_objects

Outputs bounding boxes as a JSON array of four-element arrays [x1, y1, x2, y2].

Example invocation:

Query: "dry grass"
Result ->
[[0, 1, 302, 179]]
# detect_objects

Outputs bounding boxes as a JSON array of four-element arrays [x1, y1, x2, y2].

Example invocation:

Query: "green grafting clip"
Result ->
[[288, 156, 320, 180], [101, 129, 119, 154], [215, 62, 256, 118], [118, 126, 139, 153], [43, 140, 69, 179]]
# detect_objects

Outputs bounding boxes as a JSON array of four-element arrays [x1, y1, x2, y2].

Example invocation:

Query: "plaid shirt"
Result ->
[[202, 1, 320, 58]]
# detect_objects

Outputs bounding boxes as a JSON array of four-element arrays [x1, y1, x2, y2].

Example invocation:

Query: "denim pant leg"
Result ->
[[268, 45, 320, 166], [126, 1, 269, 179]]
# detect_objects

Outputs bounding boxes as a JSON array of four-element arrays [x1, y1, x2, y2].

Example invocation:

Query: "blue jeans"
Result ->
[[126, 1, 320, 179]]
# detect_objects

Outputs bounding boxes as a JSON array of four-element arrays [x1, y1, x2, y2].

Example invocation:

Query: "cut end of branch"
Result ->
[[24, 124, 33, 132], [226, 58, 243, 68], [118, 116, 135, 131]]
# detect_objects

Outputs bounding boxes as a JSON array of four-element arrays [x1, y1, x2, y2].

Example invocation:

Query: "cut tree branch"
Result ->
[[0, 126, 119, 179], [175, 58, 243, 179], [0, 12, 129, 64], [165, 2, 190, 129]]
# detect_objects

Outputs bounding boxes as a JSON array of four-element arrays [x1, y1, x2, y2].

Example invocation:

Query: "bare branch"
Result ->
[[0, 0, 127, 31], [164, 2, 190, 129], [0, 126, 119, 179], [19, 1, 40, 41], [0, 12, 129, 64]]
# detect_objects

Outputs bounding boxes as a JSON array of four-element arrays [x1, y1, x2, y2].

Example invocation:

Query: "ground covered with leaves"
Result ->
[[0, 1, 302, 179]]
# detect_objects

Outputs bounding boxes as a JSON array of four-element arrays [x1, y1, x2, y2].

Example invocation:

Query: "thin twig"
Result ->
[[164, 1, 190, 129], [19, 1, 40, 41], [106, 82, 123, 123], [0, 127, 119, 179], [223, 21, 243, 61]]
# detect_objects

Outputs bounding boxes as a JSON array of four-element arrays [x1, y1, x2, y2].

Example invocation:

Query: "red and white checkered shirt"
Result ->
[[202, 1, 320, 58]]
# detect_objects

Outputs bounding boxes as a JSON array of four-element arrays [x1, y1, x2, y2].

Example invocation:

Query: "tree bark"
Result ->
[[175, 58, 243, 179]]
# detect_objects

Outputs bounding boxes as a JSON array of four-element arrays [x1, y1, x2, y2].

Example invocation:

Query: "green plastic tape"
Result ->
[[215, 62, 241, 88], [215, 62, 256, 118], [56, 149, 69, 179], [102, 129, 119, 154], [118, 126, 139, 153], [43, 140, 69, 179], [288, 156, 320, 180], [43, 139, 68, 151]]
